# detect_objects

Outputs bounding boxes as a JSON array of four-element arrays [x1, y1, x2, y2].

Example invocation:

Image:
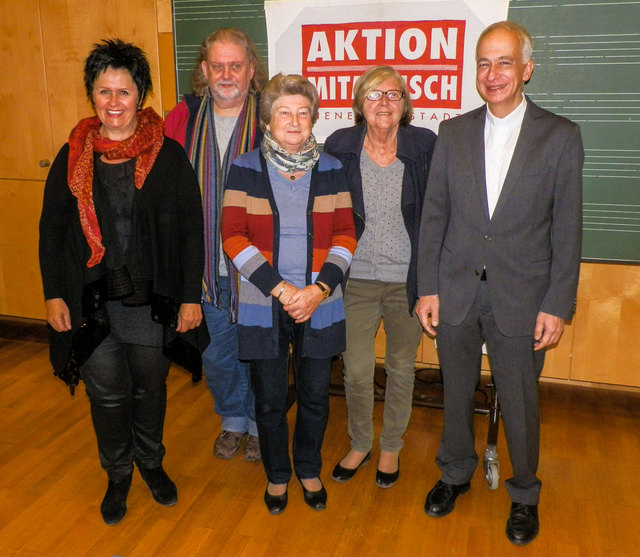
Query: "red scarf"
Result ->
[[67, 107, 164, 267]]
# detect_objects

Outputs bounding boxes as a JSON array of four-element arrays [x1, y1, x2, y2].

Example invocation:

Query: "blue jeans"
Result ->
[[250, 307, 332, 484], [202, 277, 257, 436]]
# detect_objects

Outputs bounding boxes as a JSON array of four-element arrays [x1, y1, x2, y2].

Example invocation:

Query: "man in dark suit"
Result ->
[[416, 21, 583, 545]]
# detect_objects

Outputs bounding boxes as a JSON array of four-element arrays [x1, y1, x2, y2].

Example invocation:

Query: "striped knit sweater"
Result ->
[[222, 149, 357, 359]]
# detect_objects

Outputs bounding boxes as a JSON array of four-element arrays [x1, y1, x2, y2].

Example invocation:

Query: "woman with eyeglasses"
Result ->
[[324, 65, 436, 488]]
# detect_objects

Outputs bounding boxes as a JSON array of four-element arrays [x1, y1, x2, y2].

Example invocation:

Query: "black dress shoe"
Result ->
[[376, 458, 400, 488], [506, 503, 539, 545], [424, 480, 470, 517], [100, 475, 132, 526], [331, 451, 371, 482], [139, 466, 177, 506], [299, 478, 327, 510], [264, 485, 288, 515]]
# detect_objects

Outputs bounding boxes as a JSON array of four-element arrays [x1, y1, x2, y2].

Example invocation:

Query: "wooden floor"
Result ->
[[1, 320, 639, 557]]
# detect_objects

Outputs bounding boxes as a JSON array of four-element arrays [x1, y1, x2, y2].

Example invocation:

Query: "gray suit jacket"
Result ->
[[417, 98, 584, 337]]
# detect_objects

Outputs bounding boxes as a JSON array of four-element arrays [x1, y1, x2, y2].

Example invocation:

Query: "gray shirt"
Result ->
[[350, 149, 410, 283], [214, 112, 239, 277], [268, 164, 311, 289]]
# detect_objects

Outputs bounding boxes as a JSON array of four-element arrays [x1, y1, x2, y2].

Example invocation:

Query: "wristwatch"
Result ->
[[314, 281, 330, 299]]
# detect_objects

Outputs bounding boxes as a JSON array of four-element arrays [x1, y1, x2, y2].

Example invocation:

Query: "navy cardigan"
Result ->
[[323, 123, 436, 313]]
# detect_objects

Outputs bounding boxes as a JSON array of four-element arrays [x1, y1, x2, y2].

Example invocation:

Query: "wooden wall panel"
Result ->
[[156, 0, 173, 33], [38, 0, 162, 155], [0, 180, 46, 319], [570, 263, 640, 386], [0, 0, 54, 181], [159, 32, 178, 114]]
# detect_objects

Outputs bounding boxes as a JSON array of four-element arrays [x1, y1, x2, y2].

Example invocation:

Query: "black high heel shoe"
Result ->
[[264, 484, 288, 515], [376, 457, 400, 488], [299, 478, 327, 510], [331, 451, 371, 482]]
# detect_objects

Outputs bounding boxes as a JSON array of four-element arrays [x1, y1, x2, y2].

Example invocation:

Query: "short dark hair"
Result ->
[[84, 38, 152, 106], [259, 73, 319, 131], [191, 28, 267, 97]]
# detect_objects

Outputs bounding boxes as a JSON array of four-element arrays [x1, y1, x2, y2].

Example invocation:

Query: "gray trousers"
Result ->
[[435, 281, 545, 505], [342, 279, 423, 453]]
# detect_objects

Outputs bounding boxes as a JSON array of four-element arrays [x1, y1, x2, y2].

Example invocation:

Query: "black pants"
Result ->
[[250, 308, 332, 485], [81, 334, 170, 480]]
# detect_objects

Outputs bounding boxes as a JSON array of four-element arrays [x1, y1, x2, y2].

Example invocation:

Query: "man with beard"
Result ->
[[166, 28, 267, 462]]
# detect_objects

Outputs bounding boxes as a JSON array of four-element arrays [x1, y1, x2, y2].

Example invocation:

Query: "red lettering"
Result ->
[[302, 20, 465, 109]]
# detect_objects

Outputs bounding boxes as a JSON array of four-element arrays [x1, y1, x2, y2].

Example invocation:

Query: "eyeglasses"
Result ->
[[365, 89, 404, 102], [274, 108, 311, 120]]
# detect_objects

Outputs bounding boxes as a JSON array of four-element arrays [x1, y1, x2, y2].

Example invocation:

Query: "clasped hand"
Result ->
[[276, 282, 324, 323]]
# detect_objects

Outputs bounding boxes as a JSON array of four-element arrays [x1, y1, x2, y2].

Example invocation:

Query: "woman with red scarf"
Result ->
[[39, 39, 206, 526]]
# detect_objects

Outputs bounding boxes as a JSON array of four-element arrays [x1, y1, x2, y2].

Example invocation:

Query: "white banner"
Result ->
[[265, 0, 509, 141]]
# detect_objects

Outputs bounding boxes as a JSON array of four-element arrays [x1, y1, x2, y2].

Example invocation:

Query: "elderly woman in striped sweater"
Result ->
[[221, 73, 356, 515]]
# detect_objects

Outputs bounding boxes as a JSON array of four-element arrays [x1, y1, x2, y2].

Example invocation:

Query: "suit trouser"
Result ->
[[435, 281, 545, 505], [81, 334, 171, 481], [342, 279, 423, 454]]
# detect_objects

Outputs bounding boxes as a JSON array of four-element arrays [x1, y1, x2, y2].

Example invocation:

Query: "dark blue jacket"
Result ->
[[324, 124, 436, 313]]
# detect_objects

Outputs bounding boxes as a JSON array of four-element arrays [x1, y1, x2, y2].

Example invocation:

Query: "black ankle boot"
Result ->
[[139, 466, 177, 506], [100, 475, 132, 525]]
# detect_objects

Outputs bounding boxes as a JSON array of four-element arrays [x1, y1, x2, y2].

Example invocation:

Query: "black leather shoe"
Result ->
[[139, 466, 177, 506], [424, 480, 470, 517], [299, 478, 327, 510], [331, 451, 371, 482], [376, 458, 400, 488], [100, 475, 132, 525], [506, 503, 539, 545], [264, 485, 288, 515]]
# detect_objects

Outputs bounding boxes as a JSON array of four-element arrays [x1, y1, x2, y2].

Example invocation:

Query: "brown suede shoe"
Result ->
[[214, 430, 246, 459], [243, 434, 261, 462]]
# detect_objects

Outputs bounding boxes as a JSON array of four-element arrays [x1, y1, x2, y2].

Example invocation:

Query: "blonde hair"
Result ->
[[352, 65, 413, 127]]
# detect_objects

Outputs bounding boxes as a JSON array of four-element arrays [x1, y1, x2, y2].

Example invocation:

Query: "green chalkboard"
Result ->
[[172, 0, 640, 263], [172, 0, 268, 97], [509, 0, 640, 264]]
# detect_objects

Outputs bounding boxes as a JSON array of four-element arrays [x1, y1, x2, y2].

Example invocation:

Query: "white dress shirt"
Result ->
[[484, 95, 527, 218]]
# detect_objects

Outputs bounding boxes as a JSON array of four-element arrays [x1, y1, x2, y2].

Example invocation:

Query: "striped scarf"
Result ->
[[261, 130, 319, 175], [188, 92, 258, 319]]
